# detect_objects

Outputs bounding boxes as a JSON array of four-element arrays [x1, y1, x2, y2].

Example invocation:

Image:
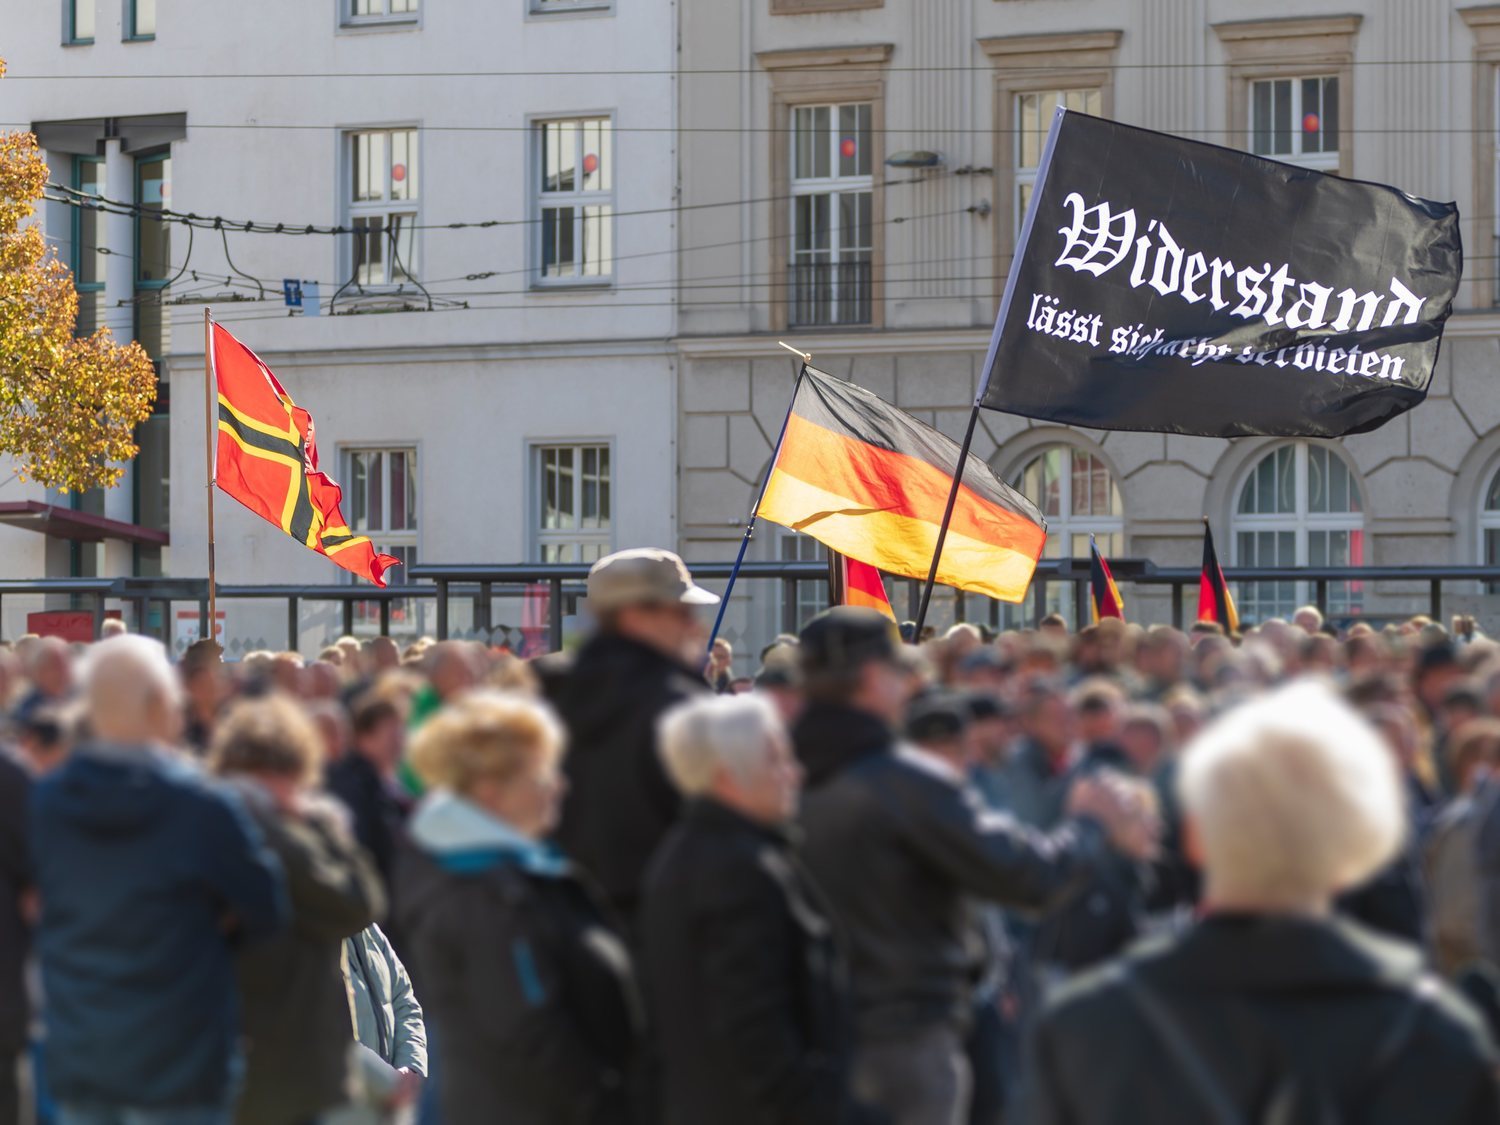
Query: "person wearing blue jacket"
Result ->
[[28, 636, 288, 1125]]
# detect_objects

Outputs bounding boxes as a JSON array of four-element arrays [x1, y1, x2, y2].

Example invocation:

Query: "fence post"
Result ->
[[197, 597, 209, 645], [94, 593, 106, 641], [1032, 578, 1044, 629], [955, 590, 967, 625], [477, 581, 493, 643], [549, 577, 563, 653], [1171, 582, 1183, 630], [379, 597, 391, 637], [287, 596, 299, 652], [341, 599, 355, 639], [1315, 579, 1328, 616], [906, 578, 919, 622], [436, 580, 449, 641], [1430, 578, 1442, 622], [1072, 579, 1086, 629]]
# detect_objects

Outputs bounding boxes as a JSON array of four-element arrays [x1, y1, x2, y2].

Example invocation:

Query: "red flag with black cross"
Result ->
[[211, 322, 399, 586], [1089, 534, 1124, 624]]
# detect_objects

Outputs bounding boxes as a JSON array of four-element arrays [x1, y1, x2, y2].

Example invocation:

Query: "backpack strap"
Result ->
[[1120, 964, 1246, 1125]]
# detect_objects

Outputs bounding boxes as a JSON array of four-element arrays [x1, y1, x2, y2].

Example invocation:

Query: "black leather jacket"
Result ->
[[793, 703, 1107, 1039]]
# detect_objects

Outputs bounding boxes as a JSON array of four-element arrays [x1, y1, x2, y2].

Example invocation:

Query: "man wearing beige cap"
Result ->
[[543, 548, 720, 928]]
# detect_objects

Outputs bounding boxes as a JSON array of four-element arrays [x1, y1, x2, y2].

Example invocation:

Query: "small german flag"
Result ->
[[827, 550, 897, 622], [1198, 520, 1240, 634], [212, 322, 399, 586], [757, 367, 1046, 603], [1089, 534, 1125, 623]]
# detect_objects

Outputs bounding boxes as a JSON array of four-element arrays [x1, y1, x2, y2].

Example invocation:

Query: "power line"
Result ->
[[43, 172, 942, 235]]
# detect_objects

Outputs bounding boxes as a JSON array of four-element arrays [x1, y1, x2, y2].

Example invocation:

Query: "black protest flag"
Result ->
[[1198, 521, 1240, 634], [976, 109, 1462, 438]]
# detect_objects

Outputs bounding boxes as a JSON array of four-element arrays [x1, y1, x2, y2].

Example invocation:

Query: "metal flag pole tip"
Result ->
[[777, 340, 812, 362]]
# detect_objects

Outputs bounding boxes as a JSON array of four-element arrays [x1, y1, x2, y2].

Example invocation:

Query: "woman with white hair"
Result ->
[[1026, 681, 1498, 1124], [640, 694, 882, 1125]]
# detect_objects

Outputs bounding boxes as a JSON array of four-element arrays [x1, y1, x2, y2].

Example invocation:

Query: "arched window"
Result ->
[[1479, 468, 1500, 591], [1232, 443, 1364, 624], [1012, 445, 1124, 620]]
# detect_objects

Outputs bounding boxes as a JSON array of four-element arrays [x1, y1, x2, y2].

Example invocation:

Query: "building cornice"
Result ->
[[1211, 14, 1363, 48], [755, 43, 894, 71], [978, 31, 1122, 61]]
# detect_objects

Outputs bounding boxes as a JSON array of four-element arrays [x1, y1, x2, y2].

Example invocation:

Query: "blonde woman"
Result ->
[[396, 692, 642, 1125]]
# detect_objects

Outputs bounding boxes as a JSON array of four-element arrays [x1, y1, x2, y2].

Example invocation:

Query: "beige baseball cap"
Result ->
[[587, 548, 721, 612]]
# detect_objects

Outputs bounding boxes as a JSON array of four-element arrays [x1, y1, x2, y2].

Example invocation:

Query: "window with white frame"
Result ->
[[535, 118, 613, 282], [1249, 76, 1339, 170], [779, 532, 830, 630], [1232, 443, 1363, 623], [789, 103, 872, 327], [347, 447, 419, 629], [1010, 444, 1123, 624], [347, 129, 419, 287], [345, 0, 418, 23], [1014, 88, 1100, 236], [534, 444, 612, 563]]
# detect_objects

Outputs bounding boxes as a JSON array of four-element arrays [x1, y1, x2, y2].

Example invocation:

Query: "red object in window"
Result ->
[[1302, 113, 1320, 134], [840, 138, 857, 159], [392, 163, 407, 182], [583, 153, 599, 175]]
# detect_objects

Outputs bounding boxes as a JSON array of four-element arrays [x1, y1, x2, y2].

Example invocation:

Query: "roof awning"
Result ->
[[0, 502, 169, 546]]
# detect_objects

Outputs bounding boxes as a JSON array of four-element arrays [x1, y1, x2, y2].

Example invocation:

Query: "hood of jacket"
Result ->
[[407, 789, 566, 877], [44, 744, 193, 836], [792, 702, 895, 789]]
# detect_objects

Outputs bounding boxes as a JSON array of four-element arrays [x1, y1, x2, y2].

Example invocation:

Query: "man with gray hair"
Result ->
[[1027, 681, 1499, 1124], [29, 636, 288, 1125], [642, 694, 881, 1125]]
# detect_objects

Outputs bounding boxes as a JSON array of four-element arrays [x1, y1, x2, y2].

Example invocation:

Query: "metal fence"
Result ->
[[5, 560, 1497, 656]]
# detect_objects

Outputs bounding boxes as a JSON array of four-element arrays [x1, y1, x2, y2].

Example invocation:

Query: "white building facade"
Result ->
[[0, 0, 680, 653]]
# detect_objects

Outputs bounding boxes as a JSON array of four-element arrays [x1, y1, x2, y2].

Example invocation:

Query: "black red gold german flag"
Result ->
[[212, 322, 399, 587], [757, 367, 1046, 603], [1089, 536, 1125, 623], [1198, 521, 1240, 634]]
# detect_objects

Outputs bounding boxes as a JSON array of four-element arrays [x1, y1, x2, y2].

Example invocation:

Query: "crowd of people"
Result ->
[[3, 545, 1500, 1124]]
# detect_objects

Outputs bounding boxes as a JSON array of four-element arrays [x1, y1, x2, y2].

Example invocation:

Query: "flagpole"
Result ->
[[705, 342, 810, 656], [912, 405, 981, 640], [203, 308, 218, 653]]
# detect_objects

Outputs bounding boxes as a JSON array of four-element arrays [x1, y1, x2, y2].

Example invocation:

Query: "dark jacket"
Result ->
[[642, 798, 873, 1125], [231, 786, 384, 1125], [327, 751, 406, 890], [396, 792, 643, 1125], [0, 749, 29, 1056], [793, 703, 1106, 1040], [1028, 914, 1500, 1124], [544, 632, 706, 923], [29, 745, 288, 1108], [1336, 841, 1429, 949]]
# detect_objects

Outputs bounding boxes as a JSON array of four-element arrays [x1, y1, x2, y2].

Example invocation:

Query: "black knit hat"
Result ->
[[799, 606, 900, 676]]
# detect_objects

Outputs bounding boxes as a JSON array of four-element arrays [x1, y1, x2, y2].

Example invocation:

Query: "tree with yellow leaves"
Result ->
[[0, 57, 156, 492]]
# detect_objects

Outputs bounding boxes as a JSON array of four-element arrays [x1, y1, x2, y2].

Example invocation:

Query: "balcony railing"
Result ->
[[788, 258, 872, 327]]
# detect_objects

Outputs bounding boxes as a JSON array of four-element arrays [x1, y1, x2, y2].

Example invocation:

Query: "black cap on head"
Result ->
[[1416, 641, 1459, 676], [962, 691, 1011, 723], [905, 692, 972, 744], [799, 606, 900, 676], [753, 663, 801, 690]]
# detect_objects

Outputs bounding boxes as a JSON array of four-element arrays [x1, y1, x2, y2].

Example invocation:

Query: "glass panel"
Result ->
[[390, 130, 416, 201], [73, 0, 94, 39], [542, 122, 576, 193], [542, 207, 574, 277], [598, 447, 611, 525], [794, 107, 816, 181], [1252, 81, 1272, 155], [353, 216, 384, 285], [389, 451, 407, 531], [1018, 93, 1041, 169], [75, 159, 106, 289], [596, 120, 612, 192], [581, 205, 612, 276], [389, 212, 416, 281], [366, 452, 384, 531], [136, 158, 171, 284], [353, 0, 377, 14], [1321, 77, 1339, 155], [132, 0, 155, 35], [133, 300, 165, 363], [581, 120, 605, 192], [135, 413, 169, 533], [354, 133, 384, 202], [855, 103, 872, 177], [351, 453, 370, 531], [1273, 78, 1292, 156], [1277, 446, 1296, 512], [1307, 446, 1327, 513], [1486, 470, 1500, 512]]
